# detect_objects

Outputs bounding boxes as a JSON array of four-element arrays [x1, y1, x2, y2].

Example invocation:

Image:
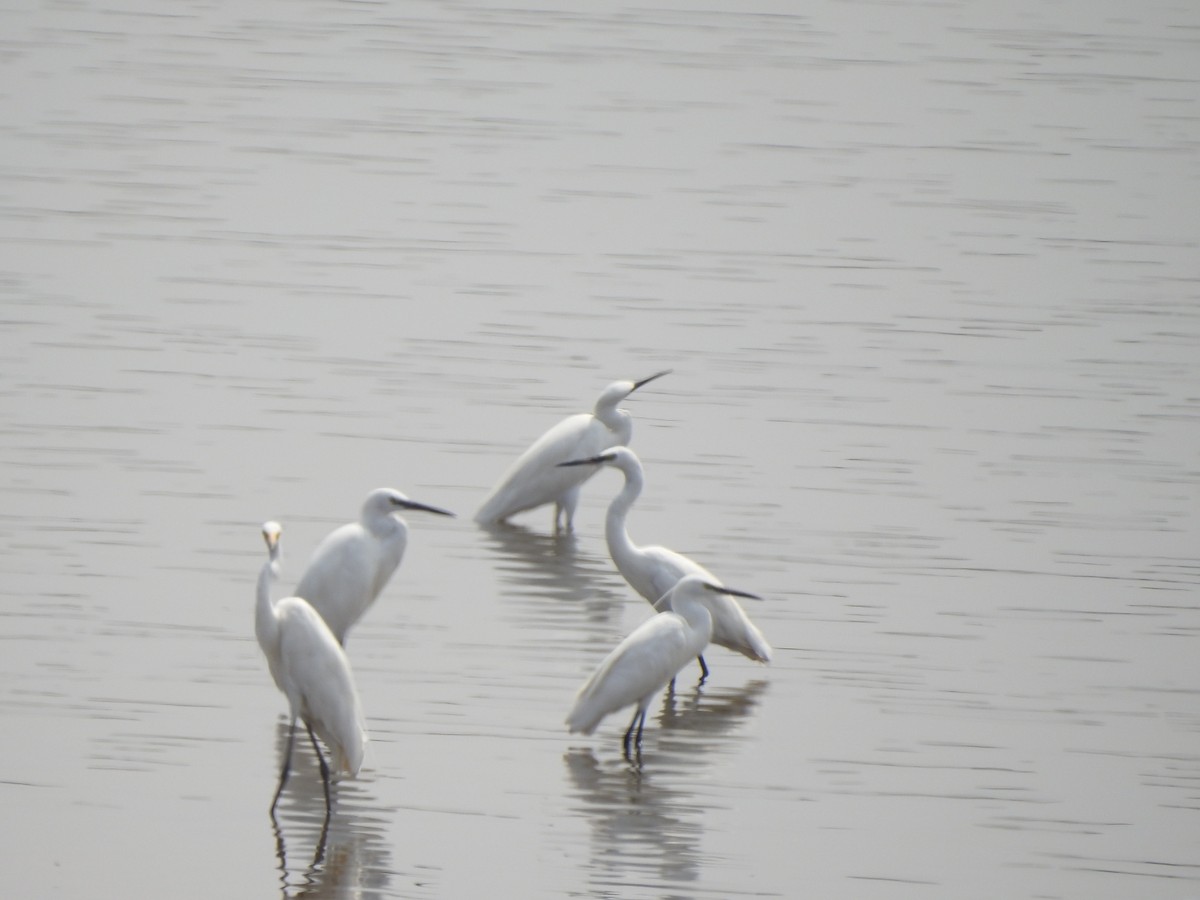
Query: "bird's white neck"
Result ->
[[671, 590, 713, 638], [604, 454, 645, 571], [595, 405, 632, 442], [364, 509, 404, 538], [255, 554, 281, 643]]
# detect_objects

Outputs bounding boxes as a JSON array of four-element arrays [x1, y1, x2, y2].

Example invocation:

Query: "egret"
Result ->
[[566, 574, 761, 758], [474, 370, 670, 532], [558, 446, 771, 679], [256, 521, 367, 817], [294, 487, 455, 644]]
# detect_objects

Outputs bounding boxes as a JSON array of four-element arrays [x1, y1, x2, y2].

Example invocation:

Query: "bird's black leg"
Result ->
[[305, 722, 333, 819], [696, 654, 709, 684], [271, 717, 298, 816], [622, 708, 642, 761]]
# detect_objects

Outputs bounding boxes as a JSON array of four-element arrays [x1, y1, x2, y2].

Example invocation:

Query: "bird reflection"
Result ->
[[270, 720, 392, 899], [477, 520, 628, 621], [656, 677, 770, 746], [564, 679, 769, 887], [564, 746, 702, 885]]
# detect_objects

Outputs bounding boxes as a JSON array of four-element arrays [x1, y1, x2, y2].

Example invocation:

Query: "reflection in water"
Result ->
[[477, 520, 630, 626], [2, 1, 1196, 896], [564, 680, 769, 889], [270, 720, 393, 899], [655, 678, 770, 747]]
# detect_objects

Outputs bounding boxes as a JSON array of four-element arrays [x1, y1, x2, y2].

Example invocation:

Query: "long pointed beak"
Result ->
[[631, 369, 671, 392], [704, 583, 763, 601], [557, 455, 607, 468], [399, 500, 456, 517]]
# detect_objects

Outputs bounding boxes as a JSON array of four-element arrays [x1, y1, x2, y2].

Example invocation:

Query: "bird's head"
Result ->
[[592, 369, 671, 415], [365, 487, 456, 519], [261, 520, 282, 552]]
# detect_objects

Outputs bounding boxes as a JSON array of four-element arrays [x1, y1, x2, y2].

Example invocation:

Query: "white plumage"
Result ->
[[474, 371, 669, 532], [294, 487, 454, 644], [559, 446, 772, 676], [566, 575, 761, 757], [255, 521, 367, 815]]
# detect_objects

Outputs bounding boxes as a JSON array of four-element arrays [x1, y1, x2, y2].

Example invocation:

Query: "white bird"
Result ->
[[255, 521, 367, 817], [294, 488, 455, 644], [566, 574, 761, 758], [559, 446, 771, 679], [474, 370, 670, 532]]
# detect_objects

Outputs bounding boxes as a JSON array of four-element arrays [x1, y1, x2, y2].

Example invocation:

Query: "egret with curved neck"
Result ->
[[559, 446, 771, 679], [474, 370, 670, 532]]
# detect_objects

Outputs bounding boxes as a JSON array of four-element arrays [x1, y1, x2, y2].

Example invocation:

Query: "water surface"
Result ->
[[2, 1, 1198, 898]]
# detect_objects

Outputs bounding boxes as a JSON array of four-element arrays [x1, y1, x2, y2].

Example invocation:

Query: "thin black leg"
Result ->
[[271, 717, 298, 816], [622, 707, 648, 764], [696, 654, 709, 684], [622, 708, 639, 760], [305, 722, 333, 819]]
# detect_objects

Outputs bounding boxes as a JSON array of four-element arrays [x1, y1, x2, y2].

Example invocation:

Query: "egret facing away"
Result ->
[[558, 446, 772, 679], [566, 574, 761, 758], [256, 521, 367, 818], [474, 370, 671, 532], [294, 488, 455, 644]]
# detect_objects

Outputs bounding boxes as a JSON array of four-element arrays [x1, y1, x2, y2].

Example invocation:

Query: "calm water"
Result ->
[[2, 1, 1198, 897]]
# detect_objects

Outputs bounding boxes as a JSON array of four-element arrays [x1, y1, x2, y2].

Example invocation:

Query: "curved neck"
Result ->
[[672, 591, 713, 636], [595, 406, 631, 441], [604, 457, 644, 569], [364, 507, 403, 538]]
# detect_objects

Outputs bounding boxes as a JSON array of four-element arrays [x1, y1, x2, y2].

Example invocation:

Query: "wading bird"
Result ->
[[559, 446, 771, 679], [474, 370, 670, 532], [255, 521, 367, 818], [566, 574, 761, 759], [295, 488, 455, 644]]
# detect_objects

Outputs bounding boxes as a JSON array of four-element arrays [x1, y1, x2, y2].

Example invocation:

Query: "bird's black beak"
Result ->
[[398, 499, 456, 517], [704, 583, 763, 601], [558, 455, 606, 468], [631, 369, 671, 392]]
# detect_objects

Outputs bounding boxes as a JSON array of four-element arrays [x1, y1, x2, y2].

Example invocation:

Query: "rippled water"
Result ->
[[2, 1, 1198, 897]]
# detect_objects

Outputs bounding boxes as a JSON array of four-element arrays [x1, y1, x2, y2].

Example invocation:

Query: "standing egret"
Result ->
[[559, 446, 772, 678], [256, 521, 367, 817], [474, 370, 670, 532], [294, 488, 455, 644], [566, 574, 761, 758]]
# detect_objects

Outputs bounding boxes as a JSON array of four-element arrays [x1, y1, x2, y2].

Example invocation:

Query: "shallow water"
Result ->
[[2, 1, 1198, 897]]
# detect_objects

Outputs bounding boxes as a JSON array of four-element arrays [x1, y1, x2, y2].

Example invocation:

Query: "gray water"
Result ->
[[2, 1, 1198, 897]]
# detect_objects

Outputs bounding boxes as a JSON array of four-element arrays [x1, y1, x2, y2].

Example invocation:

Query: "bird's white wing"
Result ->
[[294, 524, 377, 642], [476, 413, 614, 522], [566, 613, 695, 734], [276, 598, 367, 774], [705, 592, 772, 662], [641, 546, 715, 609], [637, 550, 769, 661]]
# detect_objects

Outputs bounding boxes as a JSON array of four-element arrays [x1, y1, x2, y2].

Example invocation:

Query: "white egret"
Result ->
[[559, 446, 771, 679], [256, 521, 367, 817], [566, 574, 761, 758], [474, 370, 670, 532], [294, 488, 455, 644]]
